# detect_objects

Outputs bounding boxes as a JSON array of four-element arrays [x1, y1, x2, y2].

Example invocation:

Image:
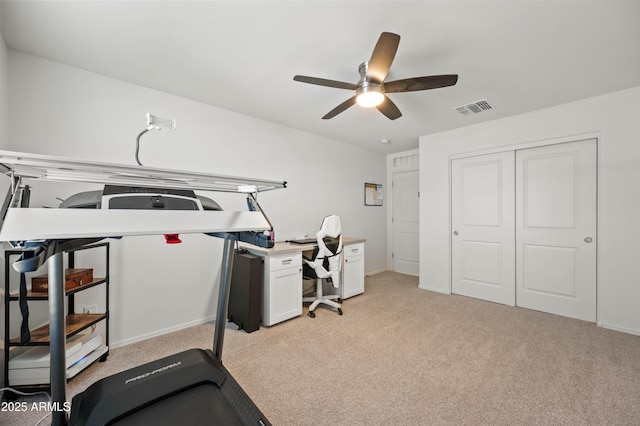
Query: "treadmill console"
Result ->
[[60, 185, 222, 211]]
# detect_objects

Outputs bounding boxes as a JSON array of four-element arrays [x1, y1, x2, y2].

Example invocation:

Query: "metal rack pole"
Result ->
[[48, 252, 68, 426]]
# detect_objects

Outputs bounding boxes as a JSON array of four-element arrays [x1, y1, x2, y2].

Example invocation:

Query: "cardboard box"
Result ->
[[31, 268, 94, 292]]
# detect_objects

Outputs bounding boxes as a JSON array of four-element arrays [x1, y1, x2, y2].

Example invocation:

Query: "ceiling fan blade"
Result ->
[[294, 75, 358, 90], [366, 32, 401, 83], [376, 96, 402, 120], [322, 96, 357, 119], [385, 74, 459, 93]]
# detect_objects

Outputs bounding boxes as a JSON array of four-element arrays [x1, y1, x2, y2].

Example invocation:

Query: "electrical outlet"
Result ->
[[83, 305, 98, 314]]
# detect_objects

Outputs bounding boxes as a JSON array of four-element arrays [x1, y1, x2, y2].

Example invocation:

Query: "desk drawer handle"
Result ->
[[350, 248, 359, 253], [281, 259, 292, 265]]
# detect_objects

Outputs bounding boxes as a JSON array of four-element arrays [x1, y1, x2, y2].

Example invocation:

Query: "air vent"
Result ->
[[455, 99, 493, 116]]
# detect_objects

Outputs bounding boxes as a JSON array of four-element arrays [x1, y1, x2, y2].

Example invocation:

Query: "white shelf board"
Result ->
[[0, 208, 270, 241]]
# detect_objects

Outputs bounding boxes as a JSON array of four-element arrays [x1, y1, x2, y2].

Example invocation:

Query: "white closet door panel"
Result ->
[[516, 139, 597, 322], [451, 152, 515, 305]]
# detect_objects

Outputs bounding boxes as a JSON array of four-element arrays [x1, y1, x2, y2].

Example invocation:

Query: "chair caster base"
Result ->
[[308, 308, 342, 317]]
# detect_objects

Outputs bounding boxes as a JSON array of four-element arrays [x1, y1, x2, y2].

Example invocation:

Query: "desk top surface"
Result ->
[[241, 236, 366, 255]]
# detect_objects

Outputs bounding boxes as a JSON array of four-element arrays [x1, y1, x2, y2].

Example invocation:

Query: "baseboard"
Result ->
[[365, 269, 387, 276], [600, 322, 640, 337], [111, 315, 216, 349], [418, 284, 451, 295]]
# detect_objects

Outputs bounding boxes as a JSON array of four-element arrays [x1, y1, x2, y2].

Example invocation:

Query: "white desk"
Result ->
[[242, 237, 366, 326]]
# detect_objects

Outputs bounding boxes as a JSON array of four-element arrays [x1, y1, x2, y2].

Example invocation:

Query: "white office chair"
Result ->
[[302, 215, 343, 317]]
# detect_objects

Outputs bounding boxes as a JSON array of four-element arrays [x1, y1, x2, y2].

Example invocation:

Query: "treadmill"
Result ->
[[69, 348, 267, 425], [0, 150, 285, 425]]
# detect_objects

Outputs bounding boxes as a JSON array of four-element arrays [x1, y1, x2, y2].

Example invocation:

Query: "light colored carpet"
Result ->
[[3, 271, 640, 425]]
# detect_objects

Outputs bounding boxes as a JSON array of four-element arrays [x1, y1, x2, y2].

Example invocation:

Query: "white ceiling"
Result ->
[[2, 1, 640, 154]]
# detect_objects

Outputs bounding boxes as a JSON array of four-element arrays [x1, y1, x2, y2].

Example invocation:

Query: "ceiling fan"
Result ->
[[293, 32, 458, 120]]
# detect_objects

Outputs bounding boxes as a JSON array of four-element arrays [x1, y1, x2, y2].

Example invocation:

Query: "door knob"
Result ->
[[584, 237, 593, 243], [453, 231, 459, 236]]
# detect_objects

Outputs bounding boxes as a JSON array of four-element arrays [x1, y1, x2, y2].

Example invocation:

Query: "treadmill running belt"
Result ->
[[69, 348, 269, 426], [112, 385, 242, 426]]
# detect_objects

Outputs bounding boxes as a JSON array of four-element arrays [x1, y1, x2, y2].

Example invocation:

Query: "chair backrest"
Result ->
[[311, 215, 343, 286]]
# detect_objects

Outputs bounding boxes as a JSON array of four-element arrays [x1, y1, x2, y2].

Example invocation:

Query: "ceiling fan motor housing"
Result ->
[[356, 61, 385, 106]]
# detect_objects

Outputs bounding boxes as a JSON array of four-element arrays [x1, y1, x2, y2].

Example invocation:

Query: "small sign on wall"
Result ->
[[364, 183, 383, 206]]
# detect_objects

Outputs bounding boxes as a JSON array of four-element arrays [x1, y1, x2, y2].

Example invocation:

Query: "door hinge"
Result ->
[[392, 252, 394, 258]]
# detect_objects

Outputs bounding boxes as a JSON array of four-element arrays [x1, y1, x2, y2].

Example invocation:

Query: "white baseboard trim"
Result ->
[[418, 284, 451, 295], [365, 269, 387, 276], [600, 322, 640, 337], [110, 315, 216, 349]]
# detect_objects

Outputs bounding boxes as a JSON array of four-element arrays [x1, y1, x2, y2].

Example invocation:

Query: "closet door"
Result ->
[[451, 152, 515, 305], [515, 139, 597, 321]]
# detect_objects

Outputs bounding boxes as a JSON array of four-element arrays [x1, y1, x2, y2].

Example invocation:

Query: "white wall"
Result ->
[[0, 9, 8, 149], [6, 50, 387, 346], [419, 86, 640, 335]]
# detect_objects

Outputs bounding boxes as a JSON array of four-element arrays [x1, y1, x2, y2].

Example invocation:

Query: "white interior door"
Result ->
[[451, 152, 515, 305], [392, 170, 419, 275], [515, 139, 597, 321]]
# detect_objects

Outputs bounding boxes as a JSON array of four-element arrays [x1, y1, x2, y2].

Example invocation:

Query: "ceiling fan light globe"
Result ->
[[356, 90, 385, 107]]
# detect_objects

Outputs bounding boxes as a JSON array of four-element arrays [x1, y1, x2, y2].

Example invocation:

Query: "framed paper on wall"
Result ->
[[364, 183, 383, 206]]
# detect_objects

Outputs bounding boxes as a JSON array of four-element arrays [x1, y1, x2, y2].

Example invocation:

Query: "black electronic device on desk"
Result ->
[[288, 237, 317, 245], [0, 150, 284, 426]]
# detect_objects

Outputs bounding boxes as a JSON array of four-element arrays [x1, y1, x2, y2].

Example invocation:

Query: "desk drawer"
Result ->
[[344, 243, 364, 258], [269, 253, 302, 272]]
